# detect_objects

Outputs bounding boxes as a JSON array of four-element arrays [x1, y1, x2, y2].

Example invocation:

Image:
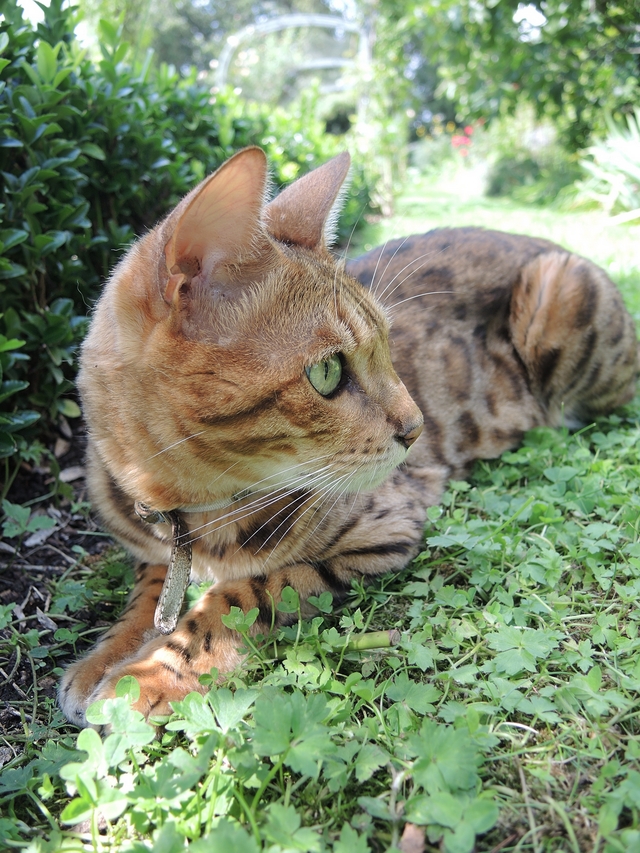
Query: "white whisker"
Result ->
[[233, 468, 349, 550], [387, 290, 455, 311], [185, 464, 340, 541], [255, 469, 360, 571], [372, 235, 412, 299], [146, 431, 205, 460], [183, 454, 336, 534], [186, 458, 361, 546], [377, 248, 444, 303], [363, 240, 389, 299], [250, 468, 357, 555], [301, 466, 364, 550]]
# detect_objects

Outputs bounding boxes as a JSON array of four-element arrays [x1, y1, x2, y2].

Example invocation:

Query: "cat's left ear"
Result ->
[[265, 152, 351, 250], [163, 147, 269, 304]]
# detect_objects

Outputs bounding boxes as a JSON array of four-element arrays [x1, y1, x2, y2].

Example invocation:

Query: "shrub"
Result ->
[[478, 109, 582, 205], [576, 110, 640, 223], [0, 0, 372, 486]]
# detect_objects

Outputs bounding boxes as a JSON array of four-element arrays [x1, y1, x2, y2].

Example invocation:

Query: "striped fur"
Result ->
[[59, 150, 638, 725]]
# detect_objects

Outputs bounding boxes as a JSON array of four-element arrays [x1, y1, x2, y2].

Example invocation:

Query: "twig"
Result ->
[[3, 700, 33, 721], [0, 665, 28, 699], [489, 833, 520, 853]]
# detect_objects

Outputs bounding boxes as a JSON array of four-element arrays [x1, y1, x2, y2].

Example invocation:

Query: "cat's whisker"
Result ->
[[220, 470, 350, 567], [340, 203, 368, 260], [371, 235, 412, 299], [336, 203, 368, 265], [377, 249, 445, 303], [294, 461, 367, 544], [299, 465, 364, 549], [185, 464, 339, 539], [379, 245, 453, 302], [255, 470, 360, 571], [234, 468, 348, 547], [332, 204, 367, 317], [186, 463, 353, 543], [250, 468, 357, 556], [186, 454, 336, 529], [239, 459, 362, 554], [245, 488, 328, 560], [234, 452, 336, 494], [367, 241, 391, 299], [146, 431, 206, 460], [382, 259, 456, 309], [387, 290, 456, 311], [207, 458, 247, 487]]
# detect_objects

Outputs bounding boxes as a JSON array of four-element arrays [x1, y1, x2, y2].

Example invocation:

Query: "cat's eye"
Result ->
[[306, 354, 342, 396]]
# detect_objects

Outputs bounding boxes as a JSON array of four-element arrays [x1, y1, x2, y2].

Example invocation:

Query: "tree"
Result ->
[[77, 0, 340, 71], [387, 0, 640, 150]]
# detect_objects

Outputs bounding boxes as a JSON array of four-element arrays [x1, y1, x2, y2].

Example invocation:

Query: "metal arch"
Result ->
[[215, 13, 364, 90]]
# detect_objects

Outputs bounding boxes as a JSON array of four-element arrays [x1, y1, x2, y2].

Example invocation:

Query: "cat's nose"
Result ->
[[397, 421, 423, 448]]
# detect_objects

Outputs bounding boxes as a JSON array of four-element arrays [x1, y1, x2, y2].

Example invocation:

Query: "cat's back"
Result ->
[[346, 226, 556, 318], [347, 227, 638, 475]]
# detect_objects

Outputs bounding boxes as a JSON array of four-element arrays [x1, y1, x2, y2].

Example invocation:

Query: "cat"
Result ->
[[59, 147, 638, 725]]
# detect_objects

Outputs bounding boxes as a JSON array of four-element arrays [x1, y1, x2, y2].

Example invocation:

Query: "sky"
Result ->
[[17, 0, 46, 23]]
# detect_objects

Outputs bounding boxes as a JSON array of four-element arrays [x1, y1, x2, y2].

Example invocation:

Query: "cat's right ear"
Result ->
[[265, 151, 351, 249], [162, 147, 268, 305]]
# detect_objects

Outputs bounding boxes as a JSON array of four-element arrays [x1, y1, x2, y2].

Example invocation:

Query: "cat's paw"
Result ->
[[59, 652, 115, 727], [88, 654, 205, 721], [59, 627, 162, 726]]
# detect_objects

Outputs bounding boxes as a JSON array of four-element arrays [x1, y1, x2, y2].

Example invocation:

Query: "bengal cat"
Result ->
[[59, 147, 638, 725]]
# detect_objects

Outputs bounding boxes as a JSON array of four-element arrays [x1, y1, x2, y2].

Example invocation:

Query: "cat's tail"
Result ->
[[510, 251, 638, 428]]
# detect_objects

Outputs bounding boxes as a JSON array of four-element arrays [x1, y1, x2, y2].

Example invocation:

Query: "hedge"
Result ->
[[0, 0, 371, 490]]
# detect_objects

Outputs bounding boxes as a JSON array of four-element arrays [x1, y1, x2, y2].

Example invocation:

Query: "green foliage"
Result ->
[[478, 109, 583, 205], [0, 317, 39, 465], [2, 391, 640, 849], [0, 0, 372, 485], [385, 0, 640, 152], [1, 497, 56, 539], [577, 109, 640, 222]]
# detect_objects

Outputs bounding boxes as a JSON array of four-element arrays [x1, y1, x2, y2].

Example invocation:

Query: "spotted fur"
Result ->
[[59, 149, 638, 725]]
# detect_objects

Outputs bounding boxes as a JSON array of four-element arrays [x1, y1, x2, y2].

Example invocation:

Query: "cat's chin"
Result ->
[[341, 452, 408, 494]]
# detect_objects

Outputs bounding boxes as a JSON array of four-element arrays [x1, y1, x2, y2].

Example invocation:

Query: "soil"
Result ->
[[0, 420, 114, 739]]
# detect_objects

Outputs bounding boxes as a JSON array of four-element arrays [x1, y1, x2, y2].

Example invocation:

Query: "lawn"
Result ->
[[1, 167, 639, 853]]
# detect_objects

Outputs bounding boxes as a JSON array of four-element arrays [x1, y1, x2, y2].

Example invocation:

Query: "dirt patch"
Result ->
[[0, 423, 117, 739]]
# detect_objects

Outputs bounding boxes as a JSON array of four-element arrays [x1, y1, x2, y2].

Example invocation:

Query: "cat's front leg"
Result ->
[[58, 562, 166, 726], [85, 474, 430, 722], [84, 566, 331, 720]]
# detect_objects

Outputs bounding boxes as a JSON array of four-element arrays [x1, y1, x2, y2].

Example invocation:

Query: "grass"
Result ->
[[1, 165, 640, 852]]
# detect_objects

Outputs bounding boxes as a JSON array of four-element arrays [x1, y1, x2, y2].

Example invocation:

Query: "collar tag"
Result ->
[[134, 501, 192, 634]]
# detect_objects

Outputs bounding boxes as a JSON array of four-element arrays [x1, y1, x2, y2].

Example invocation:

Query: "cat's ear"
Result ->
[[163, 147, 268, 304], [265, 151, 351, 250]]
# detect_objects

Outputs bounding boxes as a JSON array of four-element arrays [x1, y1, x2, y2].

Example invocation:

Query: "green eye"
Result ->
[[306, 354, 342, 396]]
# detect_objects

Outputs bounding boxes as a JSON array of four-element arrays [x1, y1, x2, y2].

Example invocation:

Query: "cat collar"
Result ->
[[134, 501, 192, 634]]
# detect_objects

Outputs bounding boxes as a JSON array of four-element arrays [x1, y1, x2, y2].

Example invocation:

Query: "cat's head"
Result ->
[[79, 148, 423, 512]]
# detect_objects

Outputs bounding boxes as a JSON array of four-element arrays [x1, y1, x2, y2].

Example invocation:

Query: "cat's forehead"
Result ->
[[336, 277, 389, 348], [266, 256, 389, 351]]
